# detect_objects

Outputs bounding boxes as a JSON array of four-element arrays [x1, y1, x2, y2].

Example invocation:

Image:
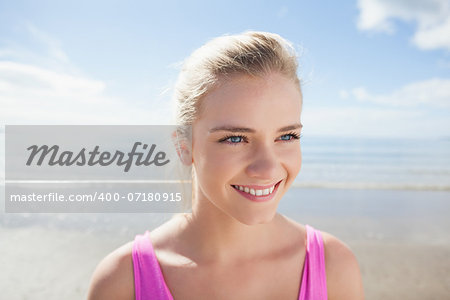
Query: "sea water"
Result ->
[[295, 136, 450, 190]]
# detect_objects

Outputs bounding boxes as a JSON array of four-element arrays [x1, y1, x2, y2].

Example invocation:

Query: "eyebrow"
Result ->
[[209, 123, 303, 133]]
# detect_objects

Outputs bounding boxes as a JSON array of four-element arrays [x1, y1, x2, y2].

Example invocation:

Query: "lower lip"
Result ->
[[232, 181, 282, 203]]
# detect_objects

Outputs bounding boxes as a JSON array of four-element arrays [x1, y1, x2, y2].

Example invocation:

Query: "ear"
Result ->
[[171, 130, 192, 166]]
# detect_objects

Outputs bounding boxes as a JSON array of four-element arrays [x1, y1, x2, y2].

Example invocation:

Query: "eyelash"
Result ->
[[219, 132, 302, 145]]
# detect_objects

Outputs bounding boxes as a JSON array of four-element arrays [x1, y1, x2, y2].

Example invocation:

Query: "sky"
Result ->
[[0, 0, 449, 138]]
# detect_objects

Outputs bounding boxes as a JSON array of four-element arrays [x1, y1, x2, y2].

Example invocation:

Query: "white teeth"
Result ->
[[233, 183, 278, 197]]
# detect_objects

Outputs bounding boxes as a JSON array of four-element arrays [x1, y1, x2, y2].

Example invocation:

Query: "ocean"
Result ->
[[295, 136, 450, 191]]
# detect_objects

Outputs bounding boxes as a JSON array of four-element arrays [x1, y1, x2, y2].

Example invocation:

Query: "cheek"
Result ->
[[285, 147, 302, 179], [194, 145, 235, 190], [297, 150, 302, 173]]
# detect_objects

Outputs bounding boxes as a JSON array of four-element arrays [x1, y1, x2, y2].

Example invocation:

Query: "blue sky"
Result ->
[[0, 0, 449, 138]]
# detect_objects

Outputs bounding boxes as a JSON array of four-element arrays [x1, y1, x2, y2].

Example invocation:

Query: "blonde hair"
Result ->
[[174, 31, 301, 131]]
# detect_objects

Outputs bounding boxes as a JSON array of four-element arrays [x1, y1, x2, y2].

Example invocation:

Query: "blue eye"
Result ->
[[229, 136, 243, 143], [219, 135, 247, 145], [218, 132, 301, 145], [280, 133, 301, 141]]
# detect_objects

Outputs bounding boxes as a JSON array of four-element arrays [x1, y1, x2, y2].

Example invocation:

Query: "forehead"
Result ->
[[197, 72, 302, 130]]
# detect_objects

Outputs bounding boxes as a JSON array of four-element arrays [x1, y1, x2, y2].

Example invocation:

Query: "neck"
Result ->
[[176, 193, 284, 264]]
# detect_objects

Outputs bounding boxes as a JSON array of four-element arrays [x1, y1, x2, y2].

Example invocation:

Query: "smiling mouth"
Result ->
[[231, 180, 282, 197]]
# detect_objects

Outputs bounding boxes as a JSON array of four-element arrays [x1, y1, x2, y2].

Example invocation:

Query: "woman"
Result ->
[[87, 31, 364, 300]]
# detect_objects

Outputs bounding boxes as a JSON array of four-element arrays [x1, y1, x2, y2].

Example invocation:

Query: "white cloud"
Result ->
[[0, 22, 77, 73], [346, 78, 450, 108], [0, 24, 175, 125], [413, 16, 450, 50], [26, 23, 69, 63], [302, 106, 449, 138], [329, 77, 450, 137], [0, 61, 105, 97], [357, 0, 395, 33], [357, 0, 450, 51], [0, 60, 174, 124], [0, 64, 173, 125]]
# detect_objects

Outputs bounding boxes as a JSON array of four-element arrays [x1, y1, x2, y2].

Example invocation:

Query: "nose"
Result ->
[[245, 142, 279, 180]]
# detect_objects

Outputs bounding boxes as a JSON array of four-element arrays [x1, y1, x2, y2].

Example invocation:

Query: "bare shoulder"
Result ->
[[87, 241, 135, 300], [320, 231, 364, 300]]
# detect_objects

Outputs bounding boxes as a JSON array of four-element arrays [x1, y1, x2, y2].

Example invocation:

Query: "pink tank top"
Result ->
[[132, 224, 328, 300]]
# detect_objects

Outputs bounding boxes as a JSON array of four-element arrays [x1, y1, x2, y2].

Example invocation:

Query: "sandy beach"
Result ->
[[352, 241, 450, 300], [1, 187, 449, 299], [1, 221, 449, 299]]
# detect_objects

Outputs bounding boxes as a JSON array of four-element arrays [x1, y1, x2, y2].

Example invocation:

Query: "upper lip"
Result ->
[[232, 180, 282, 190]]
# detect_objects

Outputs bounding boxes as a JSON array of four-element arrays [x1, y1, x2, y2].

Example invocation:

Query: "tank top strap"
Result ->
[[132, 231, 174, 300], [298, 224, 328, 300]]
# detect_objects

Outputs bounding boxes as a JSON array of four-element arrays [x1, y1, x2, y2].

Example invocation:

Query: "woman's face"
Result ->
[[191, 72, 302, 225]]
